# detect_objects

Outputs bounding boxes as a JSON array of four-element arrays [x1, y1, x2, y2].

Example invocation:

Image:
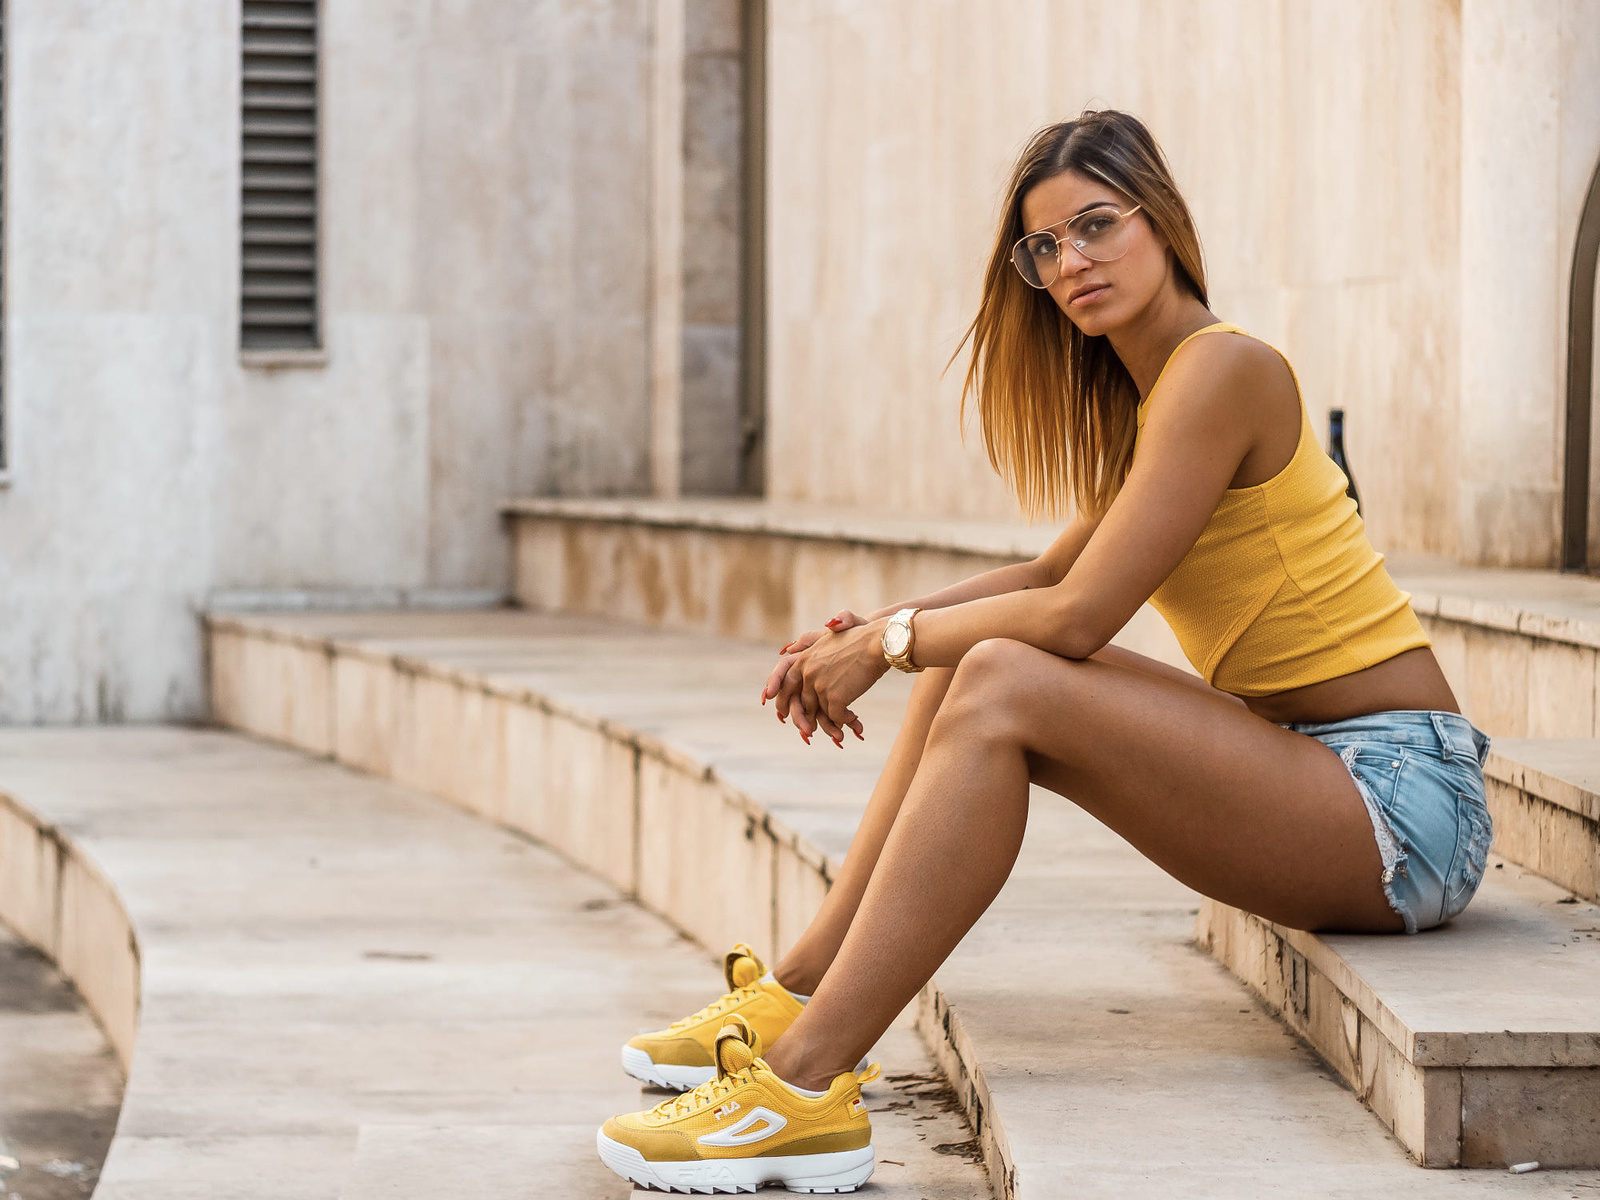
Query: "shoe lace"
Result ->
[[665, 983, 762, 1033], [652, 1065, 757, 1120]]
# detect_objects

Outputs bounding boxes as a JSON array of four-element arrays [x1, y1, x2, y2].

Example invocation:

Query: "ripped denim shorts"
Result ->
[[1276, 709, 1494, 934]]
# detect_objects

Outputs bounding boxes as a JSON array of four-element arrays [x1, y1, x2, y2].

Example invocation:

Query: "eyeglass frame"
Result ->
[[1010, 202, 1145, 288]]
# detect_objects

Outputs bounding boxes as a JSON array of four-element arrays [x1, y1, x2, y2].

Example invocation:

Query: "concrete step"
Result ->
[[206, 606, 1600, 1191], [0, 727, 989, 1199], [1199, 864, 1600, 1168], [334, 1022, 980, 1200], [1485, 739, 1600, 903]]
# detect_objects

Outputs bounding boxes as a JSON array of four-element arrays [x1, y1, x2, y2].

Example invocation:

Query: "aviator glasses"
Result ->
[[1011, 202, 1143, 289]]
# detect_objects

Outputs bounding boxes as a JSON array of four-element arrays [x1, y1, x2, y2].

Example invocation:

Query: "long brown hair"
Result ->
[[947, 109, 1208, 521]]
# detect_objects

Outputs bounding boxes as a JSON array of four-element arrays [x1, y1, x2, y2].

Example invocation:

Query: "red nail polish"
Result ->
[[825, 619, 841, 628]]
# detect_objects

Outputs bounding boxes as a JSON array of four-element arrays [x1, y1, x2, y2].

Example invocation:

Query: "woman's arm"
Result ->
[[773, 334, 1282, 736], [863, 561, 1042, 624], [890, 337, 1274, 668], [860, 512, 1104, 623]]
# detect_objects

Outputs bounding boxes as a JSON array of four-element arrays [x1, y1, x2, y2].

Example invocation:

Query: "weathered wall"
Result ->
[[764, 1, 1600, 570], [679, 0, 745, 494], [1455, 0, 1600, 568], [0, 0, 656, 722]]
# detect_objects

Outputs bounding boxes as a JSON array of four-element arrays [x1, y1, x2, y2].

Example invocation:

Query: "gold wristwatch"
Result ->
[[881, 607, 923, 672]]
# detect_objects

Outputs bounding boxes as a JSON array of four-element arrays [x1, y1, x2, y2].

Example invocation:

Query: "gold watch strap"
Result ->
[[883, 607, 924, 673]]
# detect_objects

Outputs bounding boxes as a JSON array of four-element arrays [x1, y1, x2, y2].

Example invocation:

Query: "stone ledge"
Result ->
[[0, 790, 138, 1071], [500, 495, 1056, 560], [1199, 860, 1600, 1166], [502, 495, 1600, 647], [1486, 739, 1600, 903], [501, 498, 1600, 743]]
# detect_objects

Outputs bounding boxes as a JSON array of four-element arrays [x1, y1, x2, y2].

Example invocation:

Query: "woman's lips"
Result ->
[[1069, 285, 1110, 307]]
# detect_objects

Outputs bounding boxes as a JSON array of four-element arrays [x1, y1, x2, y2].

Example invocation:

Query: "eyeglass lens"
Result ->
[[1012, 208, 1132, 288]]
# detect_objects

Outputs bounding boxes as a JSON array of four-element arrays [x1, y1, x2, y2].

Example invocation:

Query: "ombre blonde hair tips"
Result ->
[[948, 109, 1208, 521]]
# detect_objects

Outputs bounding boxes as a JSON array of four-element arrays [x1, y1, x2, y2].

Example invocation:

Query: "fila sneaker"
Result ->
[[598, 1014, 879, 1194], [622, 942, 806, 1091]]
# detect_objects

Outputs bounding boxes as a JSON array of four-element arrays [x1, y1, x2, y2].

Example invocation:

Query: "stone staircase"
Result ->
[[199, 597, 1600, 1194]]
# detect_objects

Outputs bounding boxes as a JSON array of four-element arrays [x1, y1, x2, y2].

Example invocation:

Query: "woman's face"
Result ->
[[1018, 170, 1171, 336]]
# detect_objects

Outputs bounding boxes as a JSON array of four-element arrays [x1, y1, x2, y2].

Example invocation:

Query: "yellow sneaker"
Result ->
[[622, 942, 806, 1091], [598, 1015, 880, 1194]]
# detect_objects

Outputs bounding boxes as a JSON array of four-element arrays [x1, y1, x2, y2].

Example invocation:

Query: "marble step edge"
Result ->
[[0, 789, 139, 1072], [503, 497, 1600, 652], [1207, 895, 1599, 1071], [501, 495, 1055, 560], [1484, 739, 1600, 904], [1196, 901, 1464, 1165], [1198, 888, 1600, 1168], [202, 612, 1011, 1200], [1486, 741, 1600, 825]]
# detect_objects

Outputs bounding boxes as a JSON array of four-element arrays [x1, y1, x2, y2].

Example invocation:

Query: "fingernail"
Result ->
[[801, 732, 811, 744], [825, 619, 841, 628], [853, 728, 864, 740]]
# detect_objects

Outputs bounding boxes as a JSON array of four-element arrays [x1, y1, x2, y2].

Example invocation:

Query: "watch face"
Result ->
[[883, 623, 910, 656]]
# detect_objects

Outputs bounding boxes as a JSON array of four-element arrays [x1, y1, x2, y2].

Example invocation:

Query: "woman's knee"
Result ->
[[932, 638, 1051, 739]]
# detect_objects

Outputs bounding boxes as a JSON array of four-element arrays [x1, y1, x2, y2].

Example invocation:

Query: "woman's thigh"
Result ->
[[947, 638, 1404, 933], [1088, 642, 1249, 708]]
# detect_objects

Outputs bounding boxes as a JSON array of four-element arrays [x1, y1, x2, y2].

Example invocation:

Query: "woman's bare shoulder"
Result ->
[[1147, 328, 1295, 429]]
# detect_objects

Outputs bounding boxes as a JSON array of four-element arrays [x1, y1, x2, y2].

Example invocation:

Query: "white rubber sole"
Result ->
[[622, 1043, 717, 1091], [596, 1130, 874, 1194], [622, 1044, 873, 1093]]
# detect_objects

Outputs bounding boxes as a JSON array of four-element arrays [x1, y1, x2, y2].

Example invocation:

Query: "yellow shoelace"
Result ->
[[652, 1065, 757, 1120], [665, 983, 762, 1033]]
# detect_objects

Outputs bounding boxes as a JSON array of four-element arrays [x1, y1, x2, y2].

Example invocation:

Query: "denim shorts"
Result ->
[[1276, 710, 1494, 934]]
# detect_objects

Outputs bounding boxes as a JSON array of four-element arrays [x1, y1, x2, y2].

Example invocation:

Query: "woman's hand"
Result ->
[[761, 614, 887, 746], [764, 608, 871, 744], [775, 608, 871, 657]]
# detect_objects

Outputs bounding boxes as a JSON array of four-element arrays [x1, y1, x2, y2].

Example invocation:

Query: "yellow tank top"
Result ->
[[1133, 322, 1431, 696]]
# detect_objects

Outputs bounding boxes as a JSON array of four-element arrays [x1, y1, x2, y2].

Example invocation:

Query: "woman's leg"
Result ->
[[772, 644, 1241, 994], [763, 637, 1402, 1091], [772, 664, 955, 993]]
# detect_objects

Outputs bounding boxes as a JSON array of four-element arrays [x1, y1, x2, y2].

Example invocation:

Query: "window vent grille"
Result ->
[[241, 0, 318, 352]]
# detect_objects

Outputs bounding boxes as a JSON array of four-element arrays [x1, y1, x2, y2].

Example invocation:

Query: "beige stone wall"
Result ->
[[680, 0, 746, 494], [0, 1, 672, 721], [764, 1, 1600, 569]]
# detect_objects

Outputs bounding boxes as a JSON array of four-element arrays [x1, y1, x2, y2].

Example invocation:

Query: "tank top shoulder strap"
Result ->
[[1137, 321, 1251, 422]]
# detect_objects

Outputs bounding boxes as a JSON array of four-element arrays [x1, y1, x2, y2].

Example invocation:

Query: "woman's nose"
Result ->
[[1058, 239, 1094, 271]]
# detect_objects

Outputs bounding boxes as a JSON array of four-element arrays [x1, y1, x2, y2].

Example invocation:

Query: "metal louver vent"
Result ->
[[241, 0, 318, 352]]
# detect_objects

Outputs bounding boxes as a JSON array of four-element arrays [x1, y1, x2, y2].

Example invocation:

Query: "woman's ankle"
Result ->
[[772, 955, 826, 999], [762, 1040, 844, 1095]]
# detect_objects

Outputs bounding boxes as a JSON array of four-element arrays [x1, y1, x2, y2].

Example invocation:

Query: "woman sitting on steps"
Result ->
[[595, 106, 1493, 1195]]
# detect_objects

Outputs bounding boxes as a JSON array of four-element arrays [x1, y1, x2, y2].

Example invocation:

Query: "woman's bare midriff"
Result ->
[[1238, 646, 1461, 725]]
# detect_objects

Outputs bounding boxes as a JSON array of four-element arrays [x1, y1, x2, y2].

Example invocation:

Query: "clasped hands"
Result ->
[[759, 608, 891, 746]]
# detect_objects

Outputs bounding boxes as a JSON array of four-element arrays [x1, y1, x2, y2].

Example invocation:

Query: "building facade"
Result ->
[[0, 0, 1597, 722]]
